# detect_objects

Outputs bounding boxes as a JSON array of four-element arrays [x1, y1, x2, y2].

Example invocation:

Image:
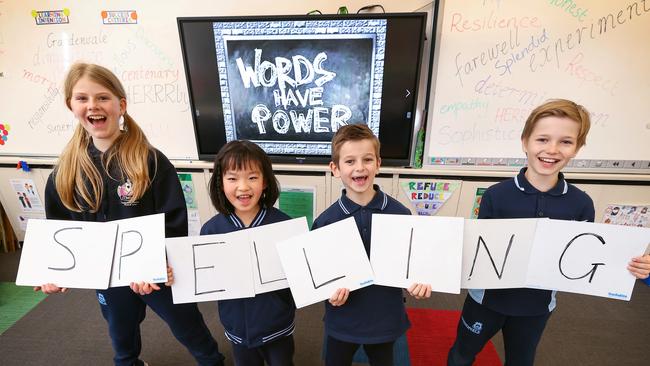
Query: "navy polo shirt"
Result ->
[[200, 207, 296, 348], [312, 185, 411, 344], [469, 168, 595, 316]]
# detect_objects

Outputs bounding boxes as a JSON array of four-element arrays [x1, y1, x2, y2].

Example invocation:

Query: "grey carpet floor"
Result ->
[[1, 250, 648, 365]]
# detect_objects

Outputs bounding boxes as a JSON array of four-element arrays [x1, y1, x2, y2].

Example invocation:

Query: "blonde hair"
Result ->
[[55, 62, 152, 212], [521, 99, 591, 148]]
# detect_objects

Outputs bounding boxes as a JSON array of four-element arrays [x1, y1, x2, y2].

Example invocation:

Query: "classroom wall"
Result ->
[[1, 0, 649, 243], [1, 162, 648, 244], [424, 0, 650, 172], [0, 0, 432, 159]]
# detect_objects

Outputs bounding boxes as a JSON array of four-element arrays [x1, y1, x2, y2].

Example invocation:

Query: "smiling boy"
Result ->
[[312, 124, 430, 366], [447, 99, 650, 366]]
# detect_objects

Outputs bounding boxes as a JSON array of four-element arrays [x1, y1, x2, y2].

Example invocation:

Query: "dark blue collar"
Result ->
[[337, 184, 388, 215], [514, 167, 568, 196], [228, 207, 267, 229]]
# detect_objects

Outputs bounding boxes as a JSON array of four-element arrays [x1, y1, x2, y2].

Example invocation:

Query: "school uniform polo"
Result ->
[[312, 185, 411, 344], [468, 167, 595, 316], [200, 207, 296, 348]]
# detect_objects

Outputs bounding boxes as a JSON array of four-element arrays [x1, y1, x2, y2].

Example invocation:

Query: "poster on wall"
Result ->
[[278, 186, 315, 227], [602, 205, 649, 227], [470, 187, 487, 219], [10, 179, 44, 213], [16, 213, 45, 231], [178, 173, 201, 235], [400, 180, 460, 216]]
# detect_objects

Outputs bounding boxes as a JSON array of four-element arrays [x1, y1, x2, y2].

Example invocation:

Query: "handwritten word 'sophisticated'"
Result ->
[[237, 48, 352, 135]]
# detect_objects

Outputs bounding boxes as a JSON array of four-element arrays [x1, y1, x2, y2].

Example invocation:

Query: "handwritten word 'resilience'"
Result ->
[[449, 11, 540, 32]]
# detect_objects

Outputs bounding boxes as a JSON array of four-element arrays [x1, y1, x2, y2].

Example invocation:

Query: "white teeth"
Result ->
[[539, 157, 558, 163], [88, 116, 105, 120]]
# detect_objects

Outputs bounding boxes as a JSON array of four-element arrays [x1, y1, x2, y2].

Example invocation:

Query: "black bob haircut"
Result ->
[[209, 140, 280, 214]]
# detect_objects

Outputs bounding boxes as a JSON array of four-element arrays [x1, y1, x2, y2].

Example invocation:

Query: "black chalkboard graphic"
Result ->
[[226, 38, 373, 142], [212, 19, 386, 155]]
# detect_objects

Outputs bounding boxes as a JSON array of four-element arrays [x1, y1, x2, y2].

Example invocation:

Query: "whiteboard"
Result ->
[[424, 0, 650, 172], [0, 0, 432, 160]]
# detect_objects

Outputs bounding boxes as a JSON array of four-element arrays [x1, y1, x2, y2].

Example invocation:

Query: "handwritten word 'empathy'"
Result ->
[[236, 49, 352, 135]]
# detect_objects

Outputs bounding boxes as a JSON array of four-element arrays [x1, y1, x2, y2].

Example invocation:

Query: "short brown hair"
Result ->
[[209, 140, 280, 214], [330, 124, 380, 164], [521, 99, 591, 147]]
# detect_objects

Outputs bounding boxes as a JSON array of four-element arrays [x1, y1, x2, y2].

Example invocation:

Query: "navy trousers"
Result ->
[[96, 285, 224, 366], [448, 296, 552, 366], [230, 334, 295, 366], [325, 336, 394, 366]]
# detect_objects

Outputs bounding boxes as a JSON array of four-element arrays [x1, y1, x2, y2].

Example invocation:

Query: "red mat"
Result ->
[[406, 308, 502, 366]]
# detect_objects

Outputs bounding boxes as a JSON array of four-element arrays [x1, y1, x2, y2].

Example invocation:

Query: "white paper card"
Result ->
[[461, 218, 538, 289], [109, 214, 167, 287], [276, 217, 374, 308], [371, 214, 464, 294], [16, 219, 118, 289], [166, 230, 255, 304], [526, 219, 650, 301], [248, 217, 309, 294]]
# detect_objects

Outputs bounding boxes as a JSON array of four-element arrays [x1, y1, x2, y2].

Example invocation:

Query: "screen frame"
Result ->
[[177, 12, 427, 166]]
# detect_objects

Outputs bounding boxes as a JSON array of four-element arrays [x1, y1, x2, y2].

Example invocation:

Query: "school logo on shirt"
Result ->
[[461, 316, 483, 335], [117, 178, 138, 206]]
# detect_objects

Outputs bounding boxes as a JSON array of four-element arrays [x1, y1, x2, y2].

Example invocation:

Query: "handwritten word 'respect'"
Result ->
[[564, 52, 619, 96], [236, 49, 352, 135]]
